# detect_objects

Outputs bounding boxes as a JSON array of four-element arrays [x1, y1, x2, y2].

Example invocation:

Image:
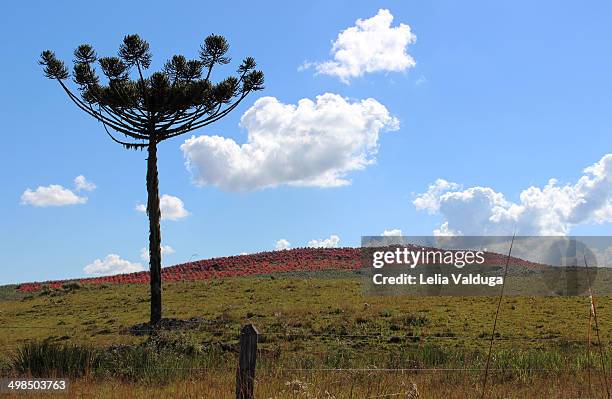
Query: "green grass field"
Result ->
[[0, 271, 610, 398]]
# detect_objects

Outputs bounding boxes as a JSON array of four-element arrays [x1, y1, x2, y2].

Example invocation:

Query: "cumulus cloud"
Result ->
[[181, 93, 398, 191], [83, 254, 144, 276], [302, 9, 417, 83], [414, 154, 612, 235], [382, 229, 403, 236], [21, 175, 96, 207], [413, 179, 461, 214], [21, 185, 87, 207], [308, 234, 341, 248], [140, 245, 176, 262], [74, 175, 96, 191], [136, 194, 189, 221], [275, 239, 291, 250]]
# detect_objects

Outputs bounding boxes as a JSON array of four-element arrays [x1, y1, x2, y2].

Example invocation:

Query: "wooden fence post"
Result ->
[[236, 324, 259, 399]]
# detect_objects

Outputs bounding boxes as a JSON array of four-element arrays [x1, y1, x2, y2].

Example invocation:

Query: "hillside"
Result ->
[[16, 247, 548, 292], [1, 248, 610, 398], [1, 272, 610, 398]]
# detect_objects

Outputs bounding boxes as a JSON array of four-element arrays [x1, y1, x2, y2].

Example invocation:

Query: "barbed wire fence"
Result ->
[[0, 320, 609, 398]]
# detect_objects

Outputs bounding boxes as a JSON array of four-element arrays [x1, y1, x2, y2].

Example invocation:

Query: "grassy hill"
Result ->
[[0, 267, 610, 398]]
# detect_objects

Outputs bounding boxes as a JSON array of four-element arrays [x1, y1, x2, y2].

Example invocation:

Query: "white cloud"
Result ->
[[275, 239, 291, 250], [382, 229, 403, 236], [140, 245, 175, 262], [413, 179, 461, 214], [181, 93, 398, 191], [303, 9, 417, 83], [21, 184, 87, 207], [308, 234, 341, 248], [74, 175, 96, 191], [136, 194, 189, 221], [414, 154, 612, 235], [83, 254, 144, 276], [21, 175, 96, 207]]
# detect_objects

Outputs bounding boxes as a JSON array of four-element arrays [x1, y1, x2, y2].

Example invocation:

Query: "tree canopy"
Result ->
[[39, 34, 264, 149]]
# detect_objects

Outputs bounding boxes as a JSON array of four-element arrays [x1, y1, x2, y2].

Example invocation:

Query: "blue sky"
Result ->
[[1, 0, 611, 284]]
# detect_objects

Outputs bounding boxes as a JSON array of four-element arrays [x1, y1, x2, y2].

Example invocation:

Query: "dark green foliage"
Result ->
[[73, 44, 97, 64], [11, 340, 101, 377], [60, 281, 82, 291], [73, 62, 99, 88], [100, 333, 209, 384], [10, 334, 229, 384], [145, 331, 203, 356], [200, 34, 230, 68], [40, 33, 263, 149], [98, 57, 128, 81], [163, 55, 203, 82], [118, 34, 151, 68], [39, 50, 69, 80]]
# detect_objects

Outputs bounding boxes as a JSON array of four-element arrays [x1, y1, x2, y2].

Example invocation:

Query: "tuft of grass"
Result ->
[[10, 333, 231, 385], [11, 340, 101, 378], [324, 345, 355, 368]]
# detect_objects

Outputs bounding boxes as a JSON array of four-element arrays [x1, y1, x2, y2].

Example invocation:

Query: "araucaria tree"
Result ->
[[40, 35, 264, 325]]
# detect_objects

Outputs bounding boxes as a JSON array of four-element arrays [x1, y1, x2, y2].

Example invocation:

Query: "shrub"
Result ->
[[97, 331, 226, 384], [100, 343, 189, 384], [61, 281, 83, 291], [145, 331, 203, 356]]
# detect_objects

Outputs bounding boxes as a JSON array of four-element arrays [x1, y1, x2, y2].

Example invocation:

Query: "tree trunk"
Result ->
[[146, 140, 162, 325]]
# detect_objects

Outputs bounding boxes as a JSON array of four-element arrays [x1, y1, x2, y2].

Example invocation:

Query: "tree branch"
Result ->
[[100, 119, 148, 148], [160, 69, 248, 128], [58, 79, 149, 140], [135, 61, 149, 112], [160, 93, 248, 140]]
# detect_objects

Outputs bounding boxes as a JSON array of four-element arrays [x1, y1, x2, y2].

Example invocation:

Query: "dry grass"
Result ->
[[3, 370, 609, 399]]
